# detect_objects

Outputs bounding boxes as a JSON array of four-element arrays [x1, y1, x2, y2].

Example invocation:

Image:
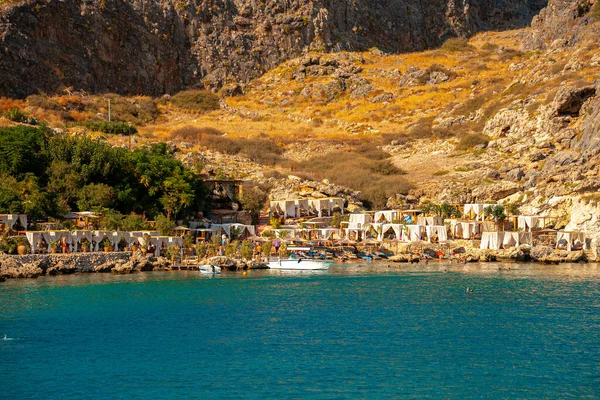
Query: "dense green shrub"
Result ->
[[3, 108, 32, 123], [0, 129, 210, 221], [170, 90, 220, 111]]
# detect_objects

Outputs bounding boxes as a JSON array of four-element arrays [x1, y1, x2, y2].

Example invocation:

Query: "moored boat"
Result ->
[[199, 264, 221, 274], [268, 258, 331, 270]]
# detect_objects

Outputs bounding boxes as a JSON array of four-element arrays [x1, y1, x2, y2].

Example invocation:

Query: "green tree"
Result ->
[[19, 173, 49, 221], [121, 214, 151, 231], [77, 183, 116, 211], [239, 186, 267, 224], [99, 209, 124, 230], [159, 175, 194, 219], [0, 173, 23, 213], [240, 240, 253, 260], [155, 214, 175, 236], [0, 126, 47, 178]]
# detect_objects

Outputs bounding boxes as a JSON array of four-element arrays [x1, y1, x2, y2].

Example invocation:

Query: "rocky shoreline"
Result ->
[[1, 245, 598, 282], [0, 252, 269, 282]]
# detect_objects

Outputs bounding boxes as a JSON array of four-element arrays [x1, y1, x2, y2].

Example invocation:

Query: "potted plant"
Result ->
[[50, 240, 60, 254], [99, 238, 113, 252], [16, 236, 29, 255], [81, 238, 91, 252]]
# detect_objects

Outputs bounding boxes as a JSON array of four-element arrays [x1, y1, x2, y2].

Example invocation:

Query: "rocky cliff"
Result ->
[[0, 0, 546, 97]]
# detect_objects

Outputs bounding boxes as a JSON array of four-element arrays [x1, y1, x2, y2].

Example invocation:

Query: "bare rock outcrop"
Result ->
[[0, 0, 547, 97]]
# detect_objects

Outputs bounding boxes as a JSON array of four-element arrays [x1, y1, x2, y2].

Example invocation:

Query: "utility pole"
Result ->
[[108, 99, 111, 122]]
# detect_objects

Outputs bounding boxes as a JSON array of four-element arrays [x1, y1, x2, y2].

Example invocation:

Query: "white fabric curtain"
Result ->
[[210, 224, 231, 237], [330, 198, 345, 215], [460, 222, 475, 239], [407, 225, 422, 241], [375, 211, 397, 223], [557, 232, 586, 251], [70, 231, 93, 251], [349, 214, 372, 229], [480, 232, 504, 249], [295, 199, 310, 214], [435, 226, 448, 241], [319, 229, 339, 240], [519, 232, 532, 245], [381, 224, 404, 240], [26, 232, 44, 253], [502, 232, 519, 248], [518, 216, 539, 231]]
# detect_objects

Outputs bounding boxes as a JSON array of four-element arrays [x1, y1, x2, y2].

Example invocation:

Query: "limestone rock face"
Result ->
[[522, 0, 600, 50], [0, 0, 546, 97]]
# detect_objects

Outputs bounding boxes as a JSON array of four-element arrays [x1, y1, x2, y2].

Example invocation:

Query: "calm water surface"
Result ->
[[1, 262, 600, 399]]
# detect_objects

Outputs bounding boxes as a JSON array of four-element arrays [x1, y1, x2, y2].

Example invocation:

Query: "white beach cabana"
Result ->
[[426, 225, 448, 242], [517, 216, 552, 231], [480, 231, 505, 250], [25, 231, 44, 253], [348, 214, 372, 229], [379, 224, 405, 241], [406, 225, 424, 241], [502, 232, 533, 248], [556, 231, 586, 251], [70, 230, 94, 252], [464, 204, 494, 221], [374, 210, 400, 223], [0, 214, 27, 231], [417, 216, 444, 226]]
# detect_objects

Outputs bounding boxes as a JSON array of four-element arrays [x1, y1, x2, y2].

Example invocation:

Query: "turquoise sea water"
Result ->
[[1, 262, 600, 399]]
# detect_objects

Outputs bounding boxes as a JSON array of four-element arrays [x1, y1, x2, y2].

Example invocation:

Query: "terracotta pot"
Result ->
[[17, 245, 27, 255], [131, 245, 139, 252], [104, 246, 112, 253], [50, 248, 57, 254], [124, 247, 130, 252], [81, 246, 88, 253]]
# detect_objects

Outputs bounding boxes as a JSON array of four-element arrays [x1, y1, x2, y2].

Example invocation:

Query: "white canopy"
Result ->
[[0, 214, 27, 230], [517, 216, 548, 231], [25, 231, 44, 253], [502, 231, 533, 248], [480, 231, 505, 250], [464, 204, 494, 220], [374, 210, 399, 223], [460, 222, 478, 239], [379, 224, 405, 241], [556, 232, 586, 251], [417, 216, 444, 226], [348, 214, 372, 229], [426, 225, 448, 242], [406, 225, 423, 241]]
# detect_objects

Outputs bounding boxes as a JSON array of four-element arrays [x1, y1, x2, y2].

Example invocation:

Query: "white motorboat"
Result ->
[[199, 264, 221, 274], [268, 258, 331, 270], [268, 247, 331, 270]]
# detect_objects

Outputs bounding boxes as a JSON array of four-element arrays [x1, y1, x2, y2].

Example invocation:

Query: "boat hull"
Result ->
[[269, 259, 331, 270]]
